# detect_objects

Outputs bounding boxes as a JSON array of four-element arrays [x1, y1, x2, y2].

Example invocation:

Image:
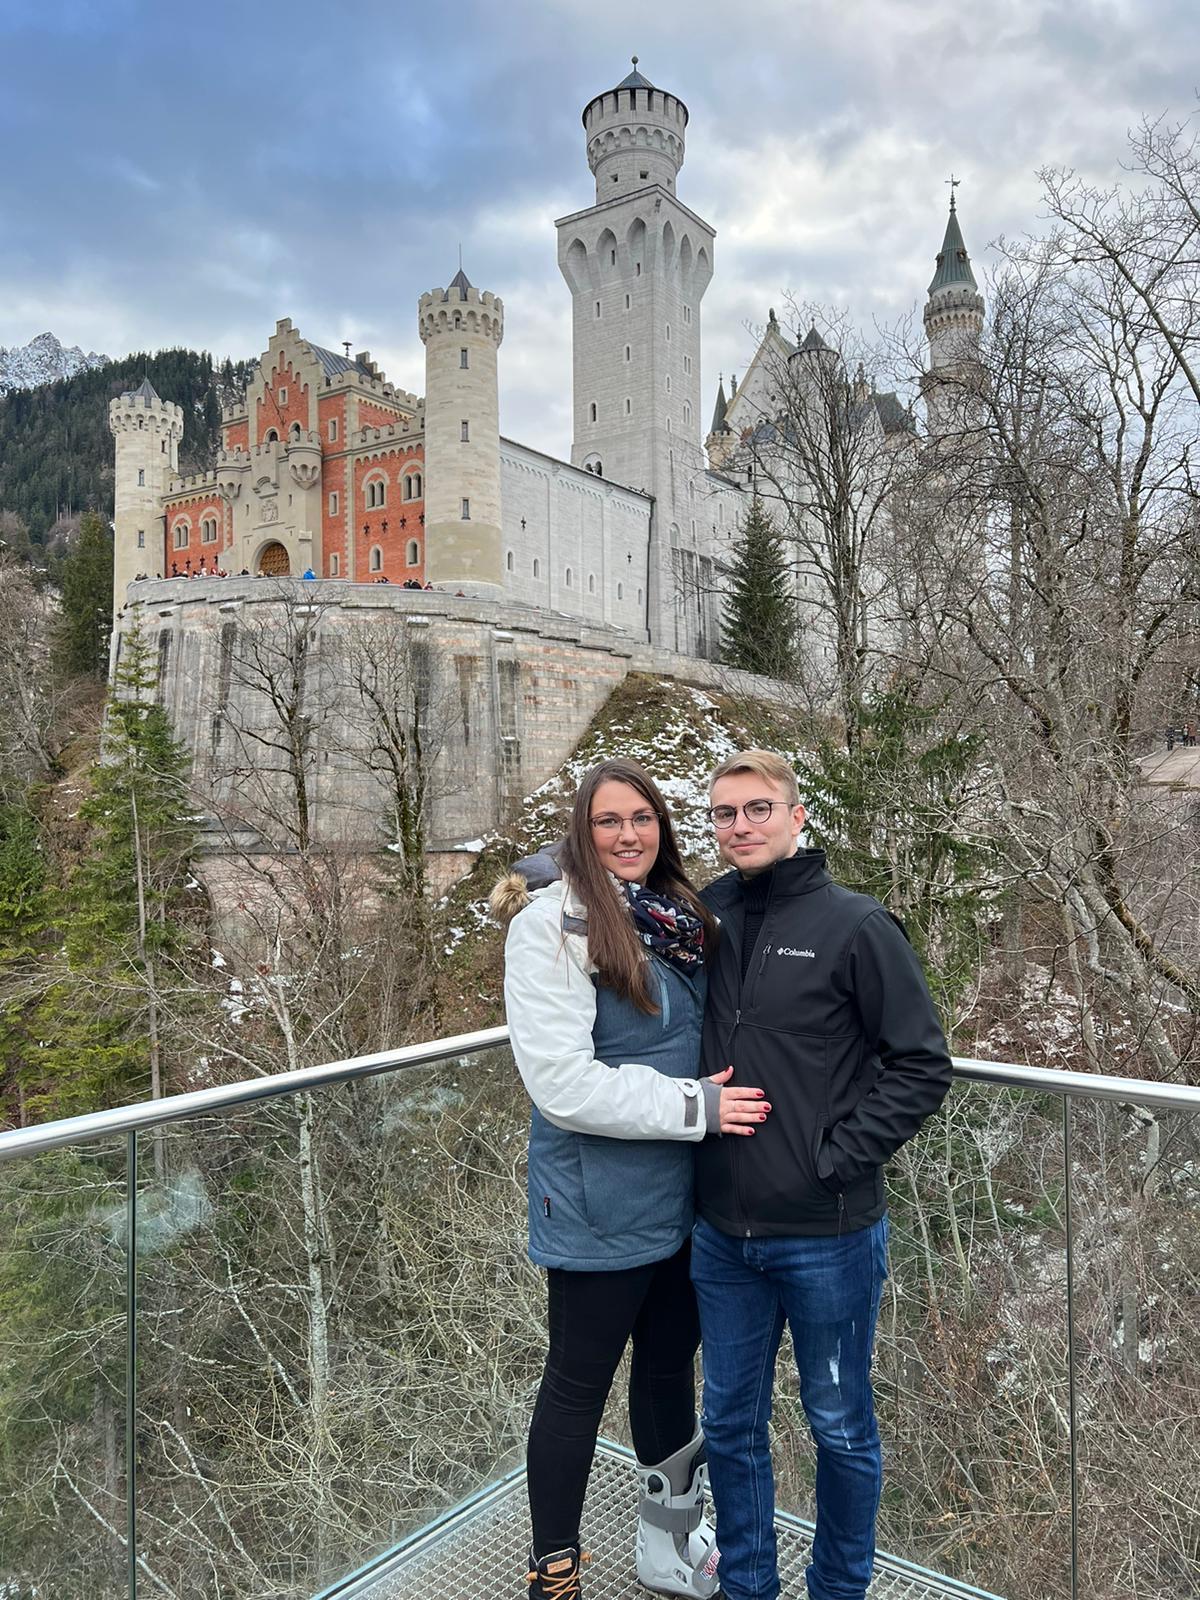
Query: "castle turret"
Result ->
[[108, 377, 184, 615], [922, 191, 985, 432], [418, 269, 505, 594]]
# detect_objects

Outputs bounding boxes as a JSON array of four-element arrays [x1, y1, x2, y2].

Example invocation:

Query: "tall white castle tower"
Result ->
[[556, 60, 714, 644], [419, 268, 505, 594], [108, 376, 184, 617], [922, 192, 985, 434]]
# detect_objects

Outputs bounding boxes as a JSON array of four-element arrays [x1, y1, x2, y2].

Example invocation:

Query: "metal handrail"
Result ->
[[1, 1028, 1198, 1164]]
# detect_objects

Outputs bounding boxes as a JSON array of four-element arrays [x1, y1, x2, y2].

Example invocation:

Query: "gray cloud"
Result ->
[[0, 0, 1196, 458]]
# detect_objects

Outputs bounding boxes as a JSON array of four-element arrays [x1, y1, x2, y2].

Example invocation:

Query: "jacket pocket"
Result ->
[[578, 1136, 692, 1240]]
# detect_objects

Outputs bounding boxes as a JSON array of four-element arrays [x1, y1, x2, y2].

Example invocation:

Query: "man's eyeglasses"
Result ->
[[707, 799, 793, 829], [590, 810, 661, 835]]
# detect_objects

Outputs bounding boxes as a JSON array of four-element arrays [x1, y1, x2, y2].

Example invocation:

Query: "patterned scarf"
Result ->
[[620, 881, 706, 970]]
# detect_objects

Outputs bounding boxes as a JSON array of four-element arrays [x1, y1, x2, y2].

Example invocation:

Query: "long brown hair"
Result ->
[[559, 758, 718, 1014]]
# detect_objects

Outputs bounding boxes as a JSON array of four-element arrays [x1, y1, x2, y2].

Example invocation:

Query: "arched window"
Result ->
[[683, 402, 691, 426], [565, 566, 573, 587], [172, 519, 190, 549], [405, 539, 419, 566], [533, 557, 541, 578], [588, 573, 596, 594], [265, 429, 279, 443], [201, 515, 218, 543], [403, 471, 422, 500], [365, 476, 386, 509], [289, 423, 302, 441], [589, 402, 597, 423], [637, 587, 643, 604], [369, 546, 383, 572], [625, 398, 631, 415], [617, 582, 624, 600], [506, 550, 514, 572], [624, 345, 631, 362], [595, 460, 602, 476], [330, 553, 340, 576]]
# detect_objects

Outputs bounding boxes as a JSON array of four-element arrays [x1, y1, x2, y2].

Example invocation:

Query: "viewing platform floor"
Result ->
[[324, 1442, 1005, 1600]]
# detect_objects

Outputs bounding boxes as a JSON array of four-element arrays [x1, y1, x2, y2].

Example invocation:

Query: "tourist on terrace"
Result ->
[[492, 758, 765, 1600], [691, 749, 953, 1600]]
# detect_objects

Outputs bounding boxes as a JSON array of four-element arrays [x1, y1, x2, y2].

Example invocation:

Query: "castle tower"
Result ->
[[556, 60, 715, 645], [418, 267, 505, 594], [108, 376, 184, 615], [922, 191, 985, 433]]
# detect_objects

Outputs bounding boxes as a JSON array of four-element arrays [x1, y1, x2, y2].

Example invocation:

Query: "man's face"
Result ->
[[711, 770, 806, 876]]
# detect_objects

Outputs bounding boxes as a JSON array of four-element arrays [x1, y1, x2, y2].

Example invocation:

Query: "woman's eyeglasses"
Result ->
[[590, 811, 661, 834], [707, 799, 792, 829]]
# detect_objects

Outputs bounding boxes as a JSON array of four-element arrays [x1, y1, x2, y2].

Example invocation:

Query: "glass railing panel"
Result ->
[[0, 1136, 131, 1600], [1070, 1098, 1200, 1599], [767, 1079, 1072, 1600], [133, 1043, 537, 1598]]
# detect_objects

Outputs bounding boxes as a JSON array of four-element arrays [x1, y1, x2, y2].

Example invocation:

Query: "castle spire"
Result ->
[[928, 189, 978, 295]]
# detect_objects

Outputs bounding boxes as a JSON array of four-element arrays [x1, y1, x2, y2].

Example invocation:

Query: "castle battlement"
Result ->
[[165, 470, 222, 496], [418, 286, 504, 347], [109, 392, 184, 432], [351, 421, 424, 447]]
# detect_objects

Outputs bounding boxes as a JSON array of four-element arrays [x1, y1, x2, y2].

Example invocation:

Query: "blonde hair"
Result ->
[[709, 748, 801, 806]]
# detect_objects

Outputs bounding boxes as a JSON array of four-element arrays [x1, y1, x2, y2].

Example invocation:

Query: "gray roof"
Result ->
[[874, 391, 917, 435], [797, 325, 831, 354], [928, 199, 978, 294], [617, 58, 655, 89], [444, 266, 473, 301], [124, 375, 161, 405], [307, 343, 375, 381], [710, 378, 729, 434]]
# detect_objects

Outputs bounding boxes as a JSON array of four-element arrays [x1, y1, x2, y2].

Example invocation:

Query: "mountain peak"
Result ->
[[0, 331, 111, 394]]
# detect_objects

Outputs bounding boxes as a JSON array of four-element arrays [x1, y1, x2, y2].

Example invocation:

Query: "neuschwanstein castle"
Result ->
[[107, 61, 983, 869]]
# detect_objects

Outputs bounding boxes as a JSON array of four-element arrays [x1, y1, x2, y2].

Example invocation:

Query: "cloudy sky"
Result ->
[[1, 0, 1196, 457]]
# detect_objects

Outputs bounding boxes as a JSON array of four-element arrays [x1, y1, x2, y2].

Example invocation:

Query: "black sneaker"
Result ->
[[526, 1544, 590, 1598]]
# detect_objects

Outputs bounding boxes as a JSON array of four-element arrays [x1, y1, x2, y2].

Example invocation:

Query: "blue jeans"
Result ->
[[690, 1216, 889, 1600]]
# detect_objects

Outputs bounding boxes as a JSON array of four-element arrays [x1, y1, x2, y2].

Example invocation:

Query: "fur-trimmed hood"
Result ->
[[488, 840, 566, 925]]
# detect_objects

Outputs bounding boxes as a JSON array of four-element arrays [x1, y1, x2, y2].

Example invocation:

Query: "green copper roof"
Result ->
[[710, 377, 729, 434], [928, 199, 978, 294]]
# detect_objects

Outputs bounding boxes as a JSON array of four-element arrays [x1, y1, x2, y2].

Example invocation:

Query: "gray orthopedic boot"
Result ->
[[634, 1426, 722, 1597]]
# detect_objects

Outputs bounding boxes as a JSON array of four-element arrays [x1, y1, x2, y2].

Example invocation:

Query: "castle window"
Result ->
[[138, 468, 145, 486], [137, 530, 145, 549], [330, 552, 340, 575], [667, 417, 672, 433], [403, 471, 422, 500], [683, 402, 691, 426], [617, 581, 623, 600], [610, 250, 616, 266], [278, 387, 287, 405], [637, 587, 643, 604], [369, 546, 383, 572], [625, 398, 631, 416], [533, 557, 540, 578], [565, 566, 573, 587], [589, 402, 597, 423], [461, 498, 470, 519], [289, 423, 302, 441], [172, 521, 189, 549], [265, 429, 279, 443], [625, 345, 631, 362], [666, 376, 672, 394], [329, 491, 339, 515], [506, 549, 514, 572], [588, 573, 596, 594], [365, 477, 386, 509], [666, 324, 671, 342], [625, 293, 631, 310], [635, 262, 642, 276], [595, 460, 602, 476], [595, 300, 602, 318], [460, 348, 469, 368], [454, 313, 462, 328], [461, 419, 470, 441], [406, 539, 419, 566], [329, 418, 339, 441], [640, 169, 649, 180], [201, 516, 218, 543], [683, 305, 692, 324], [683, 354, 691, 374], [161, 439, 167, 453]]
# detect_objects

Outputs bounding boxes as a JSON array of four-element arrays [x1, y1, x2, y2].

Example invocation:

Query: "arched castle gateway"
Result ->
[[108, 61, 984, 870]]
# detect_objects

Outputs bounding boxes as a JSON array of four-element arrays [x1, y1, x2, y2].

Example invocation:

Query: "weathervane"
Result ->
[[946, 173, 961, 207]]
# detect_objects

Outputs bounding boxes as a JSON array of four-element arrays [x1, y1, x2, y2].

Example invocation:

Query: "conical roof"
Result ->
[[443, 266, 473, 302], [928, 199, 978, 294], [617, 56, 654, 90], [797, 325, 830, 354], [125, 375, 161, 405], [710, 377, 729, 434]]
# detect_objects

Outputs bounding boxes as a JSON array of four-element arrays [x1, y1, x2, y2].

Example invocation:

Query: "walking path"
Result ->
[[1140, 745, 1200, 788]]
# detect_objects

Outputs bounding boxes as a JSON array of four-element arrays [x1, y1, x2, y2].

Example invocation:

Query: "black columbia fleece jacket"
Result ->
[[696, 849, 953, 1237]]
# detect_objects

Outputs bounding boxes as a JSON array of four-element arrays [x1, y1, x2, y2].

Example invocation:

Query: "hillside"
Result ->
[[0, 347, 254, 555], [0, 332, 110, 394]]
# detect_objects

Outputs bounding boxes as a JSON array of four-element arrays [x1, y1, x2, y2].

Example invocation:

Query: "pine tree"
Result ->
[[55, 509, 112, 679], [721, 497, 798, 678]]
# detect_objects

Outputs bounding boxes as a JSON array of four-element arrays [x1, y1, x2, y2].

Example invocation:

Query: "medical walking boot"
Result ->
[[526, 1544, 589, 1599], [635, 1427, 722, 1598]]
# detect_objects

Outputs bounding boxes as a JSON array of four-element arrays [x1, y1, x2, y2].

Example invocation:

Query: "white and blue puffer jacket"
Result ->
[[493, 852, 715, 1271]]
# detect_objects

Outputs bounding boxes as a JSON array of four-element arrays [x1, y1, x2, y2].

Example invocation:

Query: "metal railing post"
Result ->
[[126, 1129, 138, 1600], [1063, 1096, 1078, 1600]]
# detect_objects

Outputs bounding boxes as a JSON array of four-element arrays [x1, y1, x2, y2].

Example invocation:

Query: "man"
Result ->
[[691, 749, 953, 1600]]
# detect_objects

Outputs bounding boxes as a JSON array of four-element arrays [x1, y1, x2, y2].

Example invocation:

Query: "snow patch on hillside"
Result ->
[[0, 331, 111, 394]]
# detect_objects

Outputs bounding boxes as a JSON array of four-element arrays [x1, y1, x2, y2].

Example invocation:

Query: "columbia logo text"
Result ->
[[777, 947, 816, 958]]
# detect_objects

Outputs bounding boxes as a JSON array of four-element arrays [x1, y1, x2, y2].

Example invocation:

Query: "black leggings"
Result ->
[[526, 1240, 700, 1555]]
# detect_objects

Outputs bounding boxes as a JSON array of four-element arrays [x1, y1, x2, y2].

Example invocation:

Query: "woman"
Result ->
[[492, 758, 769, 1600]]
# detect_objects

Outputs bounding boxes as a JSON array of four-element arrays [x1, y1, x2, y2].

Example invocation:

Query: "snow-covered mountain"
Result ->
[[0, 332, 111, 394]]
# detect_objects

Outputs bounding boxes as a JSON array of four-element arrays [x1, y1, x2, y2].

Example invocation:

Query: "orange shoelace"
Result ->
[[526, 1549, 591, 1598]]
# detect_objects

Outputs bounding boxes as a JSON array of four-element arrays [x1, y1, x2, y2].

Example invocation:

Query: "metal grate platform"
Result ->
[[321, 1442, 1005, 1600]]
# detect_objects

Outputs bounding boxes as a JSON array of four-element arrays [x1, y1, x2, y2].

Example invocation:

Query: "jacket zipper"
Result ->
[[731, 872, 779, 1237]]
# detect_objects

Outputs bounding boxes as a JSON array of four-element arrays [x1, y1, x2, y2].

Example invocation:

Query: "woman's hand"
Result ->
[[706, 1065, 770, 1136]]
